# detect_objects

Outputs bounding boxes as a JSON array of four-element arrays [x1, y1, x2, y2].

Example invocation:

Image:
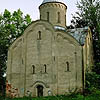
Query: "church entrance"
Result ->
[[37, 85, 43, 97]]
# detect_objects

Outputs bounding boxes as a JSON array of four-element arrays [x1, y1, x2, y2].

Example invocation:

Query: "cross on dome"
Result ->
[[42, 0, 65, 4]]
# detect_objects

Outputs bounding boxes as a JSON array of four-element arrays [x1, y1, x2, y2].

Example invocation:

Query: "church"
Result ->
[[6, 0, 93, 97]]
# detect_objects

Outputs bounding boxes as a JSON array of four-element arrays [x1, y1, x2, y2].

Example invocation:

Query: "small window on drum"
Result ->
[[40, 15, 41, 20], [47, 12, 49, 22], [58, 12, 61, 23], [37, 31, 41, 40]]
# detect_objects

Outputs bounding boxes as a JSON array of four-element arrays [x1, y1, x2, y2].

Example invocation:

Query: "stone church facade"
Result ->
[[6, 0, 93, 97]]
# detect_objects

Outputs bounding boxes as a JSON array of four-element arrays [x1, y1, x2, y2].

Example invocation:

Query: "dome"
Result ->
[[42, 0, 65, 4]]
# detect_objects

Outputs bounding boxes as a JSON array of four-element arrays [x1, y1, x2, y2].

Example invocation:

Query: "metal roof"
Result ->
[[54, 26, 89, 45]]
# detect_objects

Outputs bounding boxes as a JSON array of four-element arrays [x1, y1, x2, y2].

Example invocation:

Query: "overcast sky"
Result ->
[[0, 0, 80, 25]]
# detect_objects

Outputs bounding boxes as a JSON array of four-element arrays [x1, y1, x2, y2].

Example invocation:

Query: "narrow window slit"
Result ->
[[54, 56, 55, 61], [32, 65, 35, 74], [58, 12, 61, 23], [40, 15, 41, 20], [47, 12, 49, 22], [66, 62, 69, 71], [44, 64, 47, 73], [65, 14, 66, 25], [22, 59, 23, 64], [37, 31, 41, 40]]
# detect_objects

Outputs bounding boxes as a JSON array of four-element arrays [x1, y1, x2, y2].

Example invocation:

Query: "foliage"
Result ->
[[85, 72, 100, 94], [1, 92, 100, 100], [70, 0, 100, 74], [0, 9, 32, 96], [70, 0, 100, 96]]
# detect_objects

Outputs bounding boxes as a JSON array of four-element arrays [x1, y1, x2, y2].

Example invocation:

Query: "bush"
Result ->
[[85, 72, 100, 94], [1, 93, 100, 100]]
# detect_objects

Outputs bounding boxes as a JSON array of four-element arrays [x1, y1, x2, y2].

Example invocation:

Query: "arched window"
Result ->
[[44, 64, 47, 73], [32, 65, 35, 74], [66, 62, 69, 71], [58, 12, 61, 23], [37, 31, 41, 40], [47, 12, 49, 22]]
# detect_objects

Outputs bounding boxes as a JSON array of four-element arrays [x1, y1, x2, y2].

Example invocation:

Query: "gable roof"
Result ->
[[54, 26, 89, 45]]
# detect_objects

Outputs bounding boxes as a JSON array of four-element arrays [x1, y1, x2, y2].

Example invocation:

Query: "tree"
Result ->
[[71, 0, 100, 74], [0, 9, 32, 96]]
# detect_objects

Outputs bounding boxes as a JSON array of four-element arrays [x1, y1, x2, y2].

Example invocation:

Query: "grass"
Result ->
[[1, 91, 100, 100]]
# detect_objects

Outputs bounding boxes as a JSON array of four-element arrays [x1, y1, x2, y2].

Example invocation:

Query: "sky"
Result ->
[[0, 0, 80, 25]]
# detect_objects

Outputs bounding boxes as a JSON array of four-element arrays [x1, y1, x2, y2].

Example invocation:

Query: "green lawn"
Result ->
[[1, 91, 100, 100]]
